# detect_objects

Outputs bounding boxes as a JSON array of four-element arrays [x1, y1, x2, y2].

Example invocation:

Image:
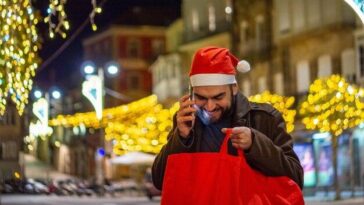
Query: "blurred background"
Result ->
[[1, 0, 364, 204]]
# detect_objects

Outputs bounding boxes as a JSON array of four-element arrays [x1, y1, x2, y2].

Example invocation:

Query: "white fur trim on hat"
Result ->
[[190, 74, 237, 87]]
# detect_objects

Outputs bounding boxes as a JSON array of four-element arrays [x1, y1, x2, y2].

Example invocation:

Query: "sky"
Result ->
[[33, 0, 181, 90]]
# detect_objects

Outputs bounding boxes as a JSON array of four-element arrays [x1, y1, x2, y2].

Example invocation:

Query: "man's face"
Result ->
[[192, 84, 237, 123]]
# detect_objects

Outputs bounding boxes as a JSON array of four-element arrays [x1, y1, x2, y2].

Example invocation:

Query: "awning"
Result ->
[[110, 151, 156, 165]]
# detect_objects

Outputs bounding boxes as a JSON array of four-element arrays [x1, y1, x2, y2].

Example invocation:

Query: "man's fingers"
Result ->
[[179, 94, 190, 103], [177, 107, 196, 117], [177, 115, 195, 123]]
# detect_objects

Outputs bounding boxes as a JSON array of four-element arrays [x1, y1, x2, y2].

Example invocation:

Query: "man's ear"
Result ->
[[232, 83, 238, 95]]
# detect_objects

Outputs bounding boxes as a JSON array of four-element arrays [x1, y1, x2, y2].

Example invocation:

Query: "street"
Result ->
[[0, 195, 160, 205], [1, 195, 363, 205]]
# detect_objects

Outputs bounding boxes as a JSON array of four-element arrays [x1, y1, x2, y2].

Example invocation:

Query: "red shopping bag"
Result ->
[[161, 130, 304, 205]]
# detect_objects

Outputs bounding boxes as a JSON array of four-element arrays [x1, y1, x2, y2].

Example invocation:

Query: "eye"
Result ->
[[195, 95, 207, 101], [213, 94, 225, 100]]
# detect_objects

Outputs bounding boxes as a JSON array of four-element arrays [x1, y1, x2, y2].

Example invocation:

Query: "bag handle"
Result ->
[[220, 128, 243, 157]]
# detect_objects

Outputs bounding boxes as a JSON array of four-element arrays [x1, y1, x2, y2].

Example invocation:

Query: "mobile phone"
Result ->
[[187, 85, 194, 127]]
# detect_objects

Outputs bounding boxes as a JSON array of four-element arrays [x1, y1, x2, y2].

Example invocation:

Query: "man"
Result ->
[[152, 46, 303, 192]]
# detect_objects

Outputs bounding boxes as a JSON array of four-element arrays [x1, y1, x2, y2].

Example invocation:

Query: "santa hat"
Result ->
[[189, 47, 250, 87]]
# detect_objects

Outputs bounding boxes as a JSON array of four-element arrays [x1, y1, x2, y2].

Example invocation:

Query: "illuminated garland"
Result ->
[[299, 75, 364, 136], [49, 95, 159, 128], [0, 0, 41, 115], [249, 91, 296, 133], [106, 103, 179, 155], [44, 0, 70, 39], [49, 95, 179, 154], [90, 0, 102, 31]]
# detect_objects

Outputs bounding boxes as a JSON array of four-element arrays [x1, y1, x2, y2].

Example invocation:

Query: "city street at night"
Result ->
[[1, 0, 364, 204]]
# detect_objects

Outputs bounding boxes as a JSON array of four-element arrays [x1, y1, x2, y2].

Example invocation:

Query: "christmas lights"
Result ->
[[300, 74, 364, 136], [0, 0, 41, 115], [249, 91, 296, 133], [44, 0, 70, 38]]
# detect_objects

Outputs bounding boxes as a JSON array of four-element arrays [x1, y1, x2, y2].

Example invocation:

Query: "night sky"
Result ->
[[34, 0, 181, 90]]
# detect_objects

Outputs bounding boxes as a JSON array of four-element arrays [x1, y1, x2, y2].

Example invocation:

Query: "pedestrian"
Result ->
[[152, 46, 304, 204]]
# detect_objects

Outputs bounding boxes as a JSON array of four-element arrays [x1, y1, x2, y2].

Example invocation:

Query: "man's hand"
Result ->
[[176, 94, 196, 138], [222, 127, 253, 150]]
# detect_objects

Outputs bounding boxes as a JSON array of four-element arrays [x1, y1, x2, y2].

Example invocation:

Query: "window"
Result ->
[[240, 21, 248, 43], [359, 45, 364, 78], [127, 38, 141, 58], [276, 0, 291, 33], [208, 4, 216, 31], [128, 73, 140, 90], [292, 0, 305, 31], [2, 141, 17, 160], [152, 39, 164, 57], [274, 72, 284, 95], [241, 80, 251, 97], [318, 55, 332, 78], [296, 61, 310, 93], [341, 49, 356, 81], [307, 0, 321, 28], [192, 10, 199, 32], [258, 76, 267, 93], [322, 0, 337, 24], [255, 15, 265, 51]]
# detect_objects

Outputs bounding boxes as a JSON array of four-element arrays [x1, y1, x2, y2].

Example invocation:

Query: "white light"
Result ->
[[84, 65, 95, 74], [312, 132, 331, 140], [34, 90, 42, 99], [225, 6, 232, 14], [347, 86, 354, 94], [336, 92, 342, 99], [313, 118, 319, 125], [107, 65, 119, 75], [51, 90, 61, 99]]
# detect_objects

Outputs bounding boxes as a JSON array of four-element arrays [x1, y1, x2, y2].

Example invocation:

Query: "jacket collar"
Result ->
[[232, 92, 252, 127]]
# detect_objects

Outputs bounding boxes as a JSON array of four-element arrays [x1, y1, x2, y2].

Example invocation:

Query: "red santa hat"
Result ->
[[189, 46, 250, 87]]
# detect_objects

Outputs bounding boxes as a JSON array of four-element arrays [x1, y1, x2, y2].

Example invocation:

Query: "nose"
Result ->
[[204, 99, 216, 112]]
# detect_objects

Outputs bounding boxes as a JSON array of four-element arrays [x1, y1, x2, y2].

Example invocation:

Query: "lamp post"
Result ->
[[30, 87, 62, 180], [81, 61, 119, 194]]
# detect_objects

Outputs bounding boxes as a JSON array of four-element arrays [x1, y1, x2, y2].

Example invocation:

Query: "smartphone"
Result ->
[[187, 85, 194, 127], [189, 85, 210, 125]]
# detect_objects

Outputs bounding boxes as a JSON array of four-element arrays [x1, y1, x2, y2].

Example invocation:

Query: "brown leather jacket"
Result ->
[[152, 93, 304, 190]]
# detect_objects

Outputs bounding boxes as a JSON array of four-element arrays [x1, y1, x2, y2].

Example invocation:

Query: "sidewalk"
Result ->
[[305, 191, 364, 205], [305, 197, 364, 205]]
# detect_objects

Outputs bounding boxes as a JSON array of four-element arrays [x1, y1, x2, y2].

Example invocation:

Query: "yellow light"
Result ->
[[55, 141, 61, 147], [0, 0, 40, 115], [14, 171, 21, 179], [300, 74, 364, 137], [249, 91, 296, 133]]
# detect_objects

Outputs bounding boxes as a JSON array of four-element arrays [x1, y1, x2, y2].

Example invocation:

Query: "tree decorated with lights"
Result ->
[[249, 91, 296, 133], [299, 74, 364, 200], [105, 102, 179, 155], [0, 0, 41, 115], [0, 0, 103, 115]]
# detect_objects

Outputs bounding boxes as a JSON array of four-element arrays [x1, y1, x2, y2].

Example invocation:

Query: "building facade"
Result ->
[[0, 103, 26, 181], [82, 26, 166, 107]]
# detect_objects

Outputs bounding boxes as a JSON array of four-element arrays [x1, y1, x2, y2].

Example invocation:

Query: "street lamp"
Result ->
[[81, 60, 119, 194], [29, 87, 62, 180], [30, 88, 62, 137]]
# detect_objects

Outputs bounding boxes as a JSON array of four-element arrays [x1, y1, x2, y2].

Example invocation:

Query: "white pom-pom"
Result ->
[[237, 60, 250, 73]]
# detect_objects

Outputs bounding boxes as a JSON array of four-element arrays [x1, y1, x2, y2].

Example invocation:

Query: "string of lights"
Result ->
[[44, 0, 70, 39]]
